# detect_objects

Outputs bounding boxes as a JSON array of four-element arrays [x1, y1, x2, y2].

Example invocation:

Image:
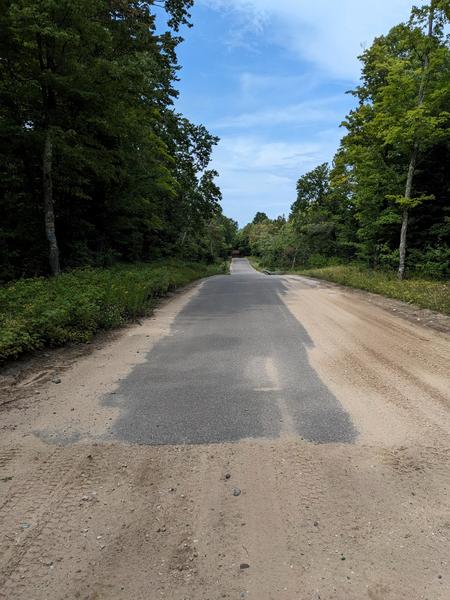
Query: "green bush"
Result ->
[[0, 260, 227, 361], [307, 254, 343, 269], [408, 246, 450, 280]]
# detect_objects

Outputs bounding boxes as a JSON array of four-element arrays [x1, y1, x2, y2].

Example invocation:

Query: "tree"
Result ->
[[167, 117, 222, 255], [236, 2, 449, 279], [289, 164, 338, 261], [252, 211, 270, 224], [204, 214, 238, 261], [356, 1, 450, 278], [0, 0, 226, 280]]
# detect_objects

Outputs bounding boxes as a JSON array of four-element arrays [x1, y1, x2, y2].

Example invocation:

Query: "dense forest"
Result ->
[[0, 0, 237, 281], [1, 1, 449, 285], [238, 1, 450, 280]]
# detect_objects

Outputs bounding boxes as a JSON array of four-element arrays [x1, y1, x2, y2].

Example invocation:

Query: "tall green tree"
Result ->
[[354, 0, 450, 277], [0, 0, 228, 280], [252, 211, 270, 224], [238, 2, 449, 279]]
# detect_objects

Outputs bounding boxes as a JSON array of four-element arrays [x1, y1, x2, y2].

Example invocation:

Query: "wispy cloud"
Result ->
[[213, 97, 343, 129], [238, 72, 320, 99], [200, 0, 416, 80], [214, 136, 323, 171], [180, 1, 417, 224], [211, 134, 338, 222]]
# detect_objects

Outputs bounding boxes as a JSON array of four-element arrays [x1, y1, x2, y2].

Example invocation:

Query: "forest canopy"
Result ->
[[1, 0, 449, 284], [0, 0, 237, 281]]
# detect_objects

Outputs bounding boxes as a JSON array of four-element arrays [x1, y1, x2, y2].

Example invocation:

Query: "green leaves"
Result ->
[[386, 193, 435, 209], [239, 2, 449, 279], [0, 0, 224, 279]]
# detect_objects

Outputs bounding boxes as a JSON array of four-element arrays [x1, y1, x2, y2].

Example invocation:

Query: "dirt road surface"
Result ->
[[0, 258, 449, 599]]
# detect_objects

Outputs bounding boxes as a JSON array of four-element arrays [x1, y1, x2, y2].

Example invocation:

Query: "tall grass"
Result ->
[[0, 260, 227, 361], [296, 265, 450, 315]]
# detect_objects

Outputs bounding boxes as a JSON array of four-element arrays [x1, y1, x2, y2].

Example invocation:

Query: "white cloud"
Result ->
[[217, 167, 296, 223], [211, 134, 338, 223], [214, 96, 343, 128], [191, 1, 420, 223], [214, 136, 323, 171], [200, 0, 416, 80]]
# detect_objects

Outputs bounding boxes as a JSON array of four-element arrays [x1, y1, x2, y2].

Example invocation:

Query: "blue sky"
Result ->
[[175, 0, 417, 226]]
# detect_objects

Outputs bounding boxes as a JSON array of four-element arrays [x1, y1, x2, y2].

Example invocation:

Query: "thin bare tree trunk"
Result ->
[[291, 251, 297, 270], [43, 129, 60, 276], [37, 32, 60, 276], [398, 208, 408, 280], [398, 144, 417, 280], [397, 2, 435, 280]]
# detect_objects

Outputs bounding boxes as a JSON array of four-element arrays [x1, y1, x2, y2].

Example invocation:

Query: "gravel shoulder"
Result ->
[[285, 273, 450, 335]]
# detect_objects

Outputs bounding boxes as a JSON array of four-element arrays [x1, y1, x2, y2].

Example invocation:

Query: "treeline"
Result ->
[[0, 0, 237, 281], [238, 1, 450, 280]]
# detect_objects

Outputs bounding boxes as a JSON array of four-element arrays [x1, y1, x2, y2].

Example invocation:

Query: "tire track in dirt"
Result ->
[[0, 446, 91, 596]]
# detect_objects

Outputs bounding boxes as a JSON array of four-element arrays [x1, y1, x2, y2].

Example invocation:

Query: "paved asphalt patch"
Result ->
[[106, 259, 356, 444]]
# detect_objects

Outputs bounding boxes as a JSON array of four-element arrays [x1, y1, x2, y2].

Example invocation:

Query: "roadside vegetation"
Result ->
[[0, 2, 238, 361], [0, 261, 227, 361], [1, 0, 449, 363], [297, 265, 449, 315]]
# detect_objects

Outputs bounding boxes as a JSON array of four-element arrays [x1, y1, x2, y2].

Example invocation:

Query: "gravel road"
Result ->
[[0, 258, 449, 599]]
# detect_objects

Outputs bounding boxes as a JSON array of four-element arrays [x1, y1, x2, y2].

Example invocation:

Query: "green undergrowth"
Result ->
[[296, 265, 450, 315], [248, 257, 263, 271], [0, 260, 227, 361]]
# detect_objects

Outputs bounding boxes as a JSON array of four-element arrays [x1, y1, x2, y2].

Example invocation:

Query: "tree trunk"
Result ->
[[291, 251, 297, 270], [397, 2, 435, 280], [37, 32, 60, 276], [43, 129, 60, 276], [398, 143, 417, 280], [398, 209, 408, 280]]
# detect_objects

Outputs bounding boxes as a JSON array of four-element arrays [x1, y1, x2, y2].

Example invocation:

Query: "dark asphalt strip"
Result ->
[[105, 259, 357, 444]]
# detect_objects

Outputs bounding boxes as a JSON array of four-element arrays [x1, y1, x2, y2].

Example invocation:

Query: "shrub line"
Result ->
[[0, 260, 227, 361]]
